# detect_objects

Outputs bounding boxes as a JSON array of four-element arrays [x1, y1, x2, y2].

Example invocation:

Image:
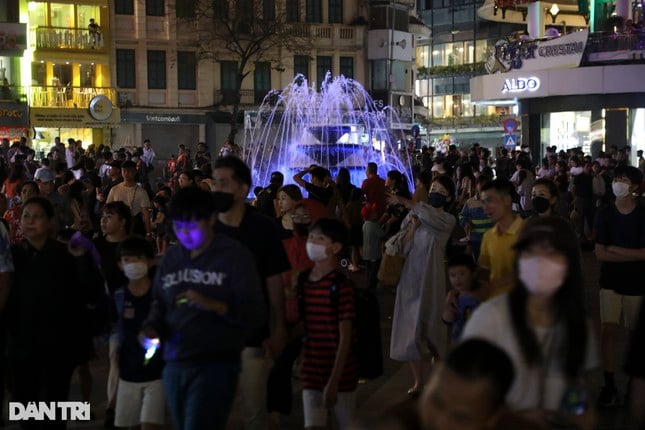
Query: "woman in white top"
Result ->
[[462, 216, 598, 430]]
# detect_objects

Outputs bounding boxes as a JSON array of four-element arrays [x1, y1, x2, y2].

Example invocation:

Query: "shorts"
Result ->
[[599, 289, 643, 330], [302, 389, 355, 429], [114, 378, 165, 427]]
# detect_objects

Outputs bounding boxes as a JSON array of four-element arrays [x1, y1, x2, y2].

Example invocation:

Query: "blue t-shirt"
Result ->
[[451, 294, 481, 340]]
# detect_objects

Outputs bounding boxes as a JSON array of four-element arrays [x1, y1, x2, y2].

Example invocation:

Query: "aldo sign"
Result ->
[[501, 77, 540, 94]]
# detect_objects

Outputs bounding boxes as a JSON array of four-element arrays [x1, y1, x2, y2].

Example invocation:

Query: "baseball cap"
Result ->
[[35, 168, 55, 182]]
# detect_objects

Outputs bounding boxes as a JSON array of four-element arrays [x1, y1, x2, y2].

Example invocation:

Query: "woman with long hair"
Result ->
[[462, 216, 598, 429], [388, 174, 457, 396], [3, 180, 39, 244]]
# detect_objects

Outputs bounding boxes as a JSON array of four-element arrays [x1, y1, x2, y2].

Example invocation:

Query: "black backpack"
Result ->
[[297, 269, 383, 380]]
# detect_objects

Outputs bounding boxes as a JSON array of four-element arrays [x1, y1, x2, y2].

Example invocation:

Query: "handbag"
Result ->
[[377, 252, 405, 287]]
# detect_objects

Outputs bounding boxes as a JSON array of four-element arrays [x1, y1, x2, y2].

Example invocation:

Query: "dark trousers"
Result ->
[[365, 259, 381, 290], [266, 337, 302, 415], [163, 361, 240, 430], [8, 358, 76, 430]]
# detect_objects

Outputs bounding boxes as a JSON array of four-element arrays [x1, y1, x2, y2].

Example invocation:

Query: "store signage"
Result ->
[[146, 114, 181, 123], [501, 77, 540, 94], [120, 112, 206, 124], [486, 29, 589, 74], [0, 126, 28, 140], [88, 96, 114, 121], [30, 107, 120, 127], [0, 103, 28, 126]]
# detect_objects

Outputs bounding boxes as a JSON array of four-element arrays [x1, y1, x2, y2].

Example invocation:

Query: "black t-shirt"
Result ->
[[94, 236, 128, 294], [625, 301, 645, 378], [573, 173, 593, 199], [115, 286, 164, 382], [304, 182, 334, 206], [595, 204, 645, 295], [214, 205, 291, 346]]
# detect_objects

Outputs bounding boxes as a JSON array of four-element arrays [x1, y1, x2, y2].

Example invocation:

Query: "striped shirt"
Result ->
[[301, 270, 358, 392]]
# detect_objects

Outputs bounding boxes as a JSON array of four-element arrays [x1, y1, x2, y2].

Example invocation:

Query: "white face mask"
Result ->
[[123, 262, 148, 281], [612, 181, 631, 199], [306, 242, 329, 262], [518, 256, 567, 297]]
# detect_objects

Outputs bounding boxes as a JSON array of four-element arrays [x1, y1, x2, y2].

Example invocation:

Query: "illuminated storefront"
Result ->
[[25, 0, 116, 150], [0, 21, 28, 141]]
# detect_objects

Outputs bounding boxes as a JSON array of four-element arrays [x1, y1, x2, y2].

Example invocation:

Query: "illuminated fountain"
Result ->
[[242, 74, 414, 190]]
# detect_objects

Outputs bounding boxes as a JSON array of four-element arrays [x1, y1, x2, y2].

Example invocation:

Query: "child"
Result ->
[[140, 187, 266, 430], [361, 202, 386, 290], [442, 254, 482, 341], [301, 218, 358, 430], [113, 236, 165, 430]]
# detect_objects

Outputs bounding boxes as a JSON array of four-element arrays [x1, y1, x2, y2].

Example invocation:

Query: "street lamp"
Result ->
[[548, 3, 560, 24]]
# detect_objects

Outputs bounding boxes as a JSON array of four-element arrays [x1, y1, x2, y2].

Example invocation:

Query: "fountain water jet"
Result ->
[[243, 74, 414, 191]]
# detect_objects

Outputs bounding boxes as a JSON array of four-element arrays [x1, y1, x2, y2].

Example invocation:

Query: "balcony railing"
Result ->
[[28, 86, 117, 108], [32, 26, 106, 51], [286, 23, 356, 43]]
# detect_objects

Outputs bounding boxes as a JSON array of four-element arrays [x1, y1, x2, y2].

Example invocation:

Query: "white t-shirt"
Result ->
[[106, 183, 150, 216], [462, 294, 599, 411]]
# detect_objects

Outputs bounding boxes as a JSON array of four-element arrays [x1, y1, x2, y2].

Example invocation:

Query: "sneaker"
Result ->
[[597, 385, 618, 407]]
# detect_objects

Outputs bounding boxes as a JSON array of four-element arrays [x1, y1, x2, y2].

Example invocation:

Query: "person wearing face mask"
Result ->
[[594, 165, 645, 407], [462, 216, 599, 430], [112, 237, 165, 429], [211, 156, 291, 430], [387, 175, 457, 397], [528, 178, 560, 219]]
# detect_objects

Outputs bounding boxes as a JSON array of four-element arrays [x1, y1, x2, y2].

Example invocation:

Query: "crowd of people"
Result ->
[[0, 134, 643, 430]]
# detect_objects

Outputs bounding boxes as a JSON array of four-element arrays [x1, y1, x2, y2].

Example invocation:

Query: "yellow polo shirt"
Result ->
[[478, 215, 525, 296]]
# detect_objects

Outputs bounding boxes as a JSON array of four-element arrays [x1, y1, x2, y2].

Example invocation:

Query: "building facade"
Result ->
[[110, 0, 370, 163], [26, 0, 118, 155]]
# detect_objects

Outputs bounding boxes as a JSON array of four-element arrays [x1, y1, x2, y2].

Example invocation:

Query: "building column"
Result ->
[[527, 1, 545, 38], [605, 108, 628, 150]]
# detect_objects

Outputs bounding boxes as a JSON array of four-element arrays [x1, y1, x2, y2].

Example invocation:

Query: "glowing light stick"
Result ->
[[143, 338, 160, 365]]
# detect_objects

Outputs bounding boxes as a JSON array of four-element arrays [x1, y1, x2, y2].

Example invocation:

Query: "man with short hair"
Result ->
[[255, 171, 283, 218], [419, 339, 514, 430], [361, 162, 386, 215], [293, 166, 333, 207], [594, 165, 645, 407], [106, 160, 153, 237], [478, 179, 525, 297], [212, 156, 290, 430]]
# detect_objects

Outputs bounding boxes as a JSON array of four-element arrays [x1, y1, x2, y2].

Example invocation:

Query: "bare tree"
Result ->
[[175, 0, 314, 142]]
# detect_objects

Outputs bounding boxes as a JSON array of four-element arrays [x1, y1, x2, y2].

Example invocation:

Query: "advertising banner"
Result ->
[[0, 102, 28, 127]]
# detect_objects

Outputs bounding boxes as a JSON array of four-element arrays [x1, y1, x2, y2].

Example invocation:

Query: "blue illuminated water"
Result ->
[[242, 74, 414, 191]]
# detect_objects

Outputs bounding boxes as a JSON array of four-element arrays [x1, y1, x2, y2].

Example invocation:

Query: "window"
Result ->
[[213, 0, 229, 18], [306, 0, 322, 23], [263, 0, 275, 20], [339, 57, 353, 80], [316, 56, 332, 88], [177, 51, 197, 90], [294, 55, 309, 81], [146, 0, 164, 16], [371, 60, 387, 90], [328, 0, 342, 23], [221, 61, 238, 103], [236, 0, 253, 33], [254, 62, 271, 104], [115, 0, 134, 15], [176, 0, 196, 18], [116, 49, 136, 88], [286, 0, 299, 22], [147, 50, 166, 89]]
